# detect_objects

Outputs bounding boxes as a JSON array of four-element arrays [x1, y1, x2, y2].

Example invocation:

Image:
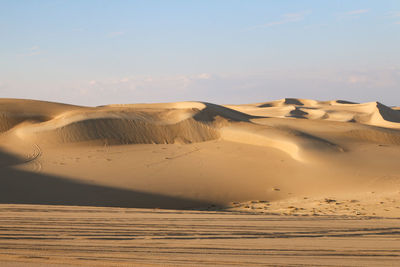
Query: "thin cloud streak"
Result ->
[[17, 46, 41, 57], [345, 9, 369, 16], [386, 11, 400, 24], [54, 68, 399, 106], [253, 11, 311, 28], [2, 68, 399, 106], [108, 31, 125, 37], [386, 11, 400, 18]]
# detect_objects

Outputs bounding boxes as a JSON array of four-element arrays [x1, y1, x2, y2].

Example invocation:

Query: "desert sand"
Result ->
[[1, 98, 400, 266]]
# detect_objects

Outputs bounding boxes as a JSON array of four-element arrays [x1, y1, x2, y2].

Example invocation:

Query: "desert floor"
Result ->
[[1, 98, 400, 266], [0, 204, 399, 267]]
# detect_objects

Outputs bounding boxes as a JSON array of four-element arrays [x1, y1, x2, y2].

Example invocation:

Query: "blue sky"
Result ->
[[0, 0, 399, 106]]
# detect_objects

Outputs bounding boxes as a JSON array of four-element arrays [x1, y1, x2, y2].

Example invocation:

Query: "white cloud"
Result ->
[[108, 31, 125, 37], [336, 9, 369, 21], [348, 75, 368, 84], [119, 78, 130, 83], [17, 46, 41, 56], [77, 73, 217, 104], [385, 11, 400, 24], [254, 11, 311, 28], [29, 46, 40, 51], [72, 28, 85, 32], [28, 51, 41, 56], [386, 11, 400, 18], [5, 69, 398, 107], [341, 69, 400, 90], [386, 11, 400, 25], [68, 68, 399, 106], [345, 9, 369, 16], [196, 73, 212, 80]]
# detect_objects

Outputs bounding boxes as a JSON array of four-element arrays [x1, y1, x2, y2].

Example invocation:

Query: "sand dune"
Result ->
[[0, 97, 400, 216], [228, 98, 400, 128]]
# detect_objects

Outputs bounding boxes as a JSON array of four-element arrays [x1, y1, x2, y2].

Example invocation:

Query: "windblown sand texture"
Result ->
[[1, 98, 400, 266]]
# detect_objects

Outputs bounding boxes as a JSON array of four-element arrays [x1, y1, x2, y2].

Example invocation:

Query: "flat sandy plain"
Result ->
[[0, 98, 400, 266]]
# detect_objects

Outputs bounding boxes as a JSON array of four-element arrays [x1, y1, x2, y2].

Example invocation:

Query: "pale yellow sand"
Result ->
[[1, 98, 400, 265], [0, 204, 399, 267]]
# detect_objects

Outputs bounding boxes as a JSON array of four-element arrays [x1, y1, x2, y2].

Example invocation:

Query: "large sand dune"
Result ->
[[1, 98, 400, 216]]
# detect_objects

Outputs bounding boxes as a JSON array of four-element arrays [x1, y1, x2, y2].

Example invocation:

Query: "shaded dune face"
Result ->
[[0, 113, 51, 133], [193, 102, 263, 122], [31, 117, 220, 145], [0, 98, 80, 133], [376, 102, 400, 123]]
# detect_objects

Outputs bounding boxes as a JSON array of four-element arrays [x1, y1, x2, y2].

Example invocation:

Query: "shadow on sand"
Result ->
[[0, 150, 210, 209], [193, 102, 267, 122]]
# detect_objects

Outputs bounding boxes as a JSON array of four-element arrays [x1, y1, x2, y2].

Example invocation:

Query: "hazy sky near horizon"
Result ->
[[1, 0, 399, 106]]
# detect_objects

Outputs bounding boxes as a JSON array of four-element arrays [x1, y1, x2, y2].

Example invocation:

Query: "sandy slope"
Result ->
[[0, 98, 400, 216]]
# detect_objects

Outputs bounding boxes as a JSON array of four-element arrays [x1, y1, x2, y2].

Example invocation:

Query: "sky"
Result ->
[[0, 0, 399, 106]]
